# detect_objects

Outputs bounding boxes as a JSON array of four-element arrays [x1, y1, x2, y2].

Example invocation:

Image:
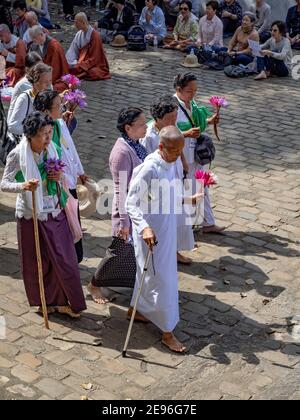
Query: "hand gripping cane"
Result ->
[[122, 245, 155, 358]]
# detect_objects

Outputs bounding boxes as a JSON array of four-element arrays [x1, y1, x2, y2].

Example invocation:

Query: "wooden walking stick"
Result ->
[[32, 190, 49, 329], [122, 247, 153, 358]]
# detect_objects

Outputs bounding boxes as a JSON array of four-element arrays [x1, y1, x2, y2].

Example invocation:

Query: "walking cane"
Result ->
[[122, 247, 153, 358], [32, 190, 49, 330]]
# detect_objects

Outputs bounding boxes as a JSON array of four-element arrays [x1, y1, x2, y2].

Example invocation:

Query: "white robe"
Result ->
[[141, 121, 194, 251], [125, 151, 179, 332], [175, 94, 215, 227], [66, 25, 94, 66]]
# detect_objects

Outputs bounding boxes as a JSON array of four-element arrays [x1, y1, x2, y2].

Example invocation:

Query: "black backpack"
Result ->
[[127, 25, 146, 51], [177, 101, 216, 166], [194, 134, 216, 166]]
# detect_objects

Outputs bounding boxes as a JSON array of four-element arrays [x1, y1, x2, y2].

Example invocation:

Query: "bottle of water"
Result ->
[[96, 0, 100, 11], [153, 36, 158, 49], [190, 48, 195, 55]]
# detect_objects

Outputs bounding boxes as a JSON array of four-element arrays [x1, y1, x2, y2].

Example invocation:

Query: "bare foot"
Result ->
[[161, 332, 188, 353], [177, 252, 193, 265], [56, 306, 81, 318], [127, 307, 149, 323], [87, 283, 110, 304], [202, 225, 226, 234]]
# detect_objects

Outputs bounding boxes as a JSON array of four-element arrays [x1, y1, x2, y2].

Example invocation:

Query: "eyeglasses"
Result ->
[[180, 7, 189, 11]]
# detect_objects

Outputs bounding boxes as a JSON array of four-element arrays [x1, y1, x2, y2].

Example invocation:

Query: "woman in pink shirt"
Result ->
[[198, 0, 224, 48]]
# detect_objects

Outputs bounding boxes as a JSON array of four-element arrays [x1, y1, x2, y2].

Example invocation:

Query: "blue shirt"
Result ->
[[139, 6, 167, 38]]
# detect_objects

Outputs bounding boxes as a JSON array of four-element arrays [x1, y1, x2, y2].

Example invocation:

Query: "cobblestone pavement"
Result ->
[[0, 4, 300, 400]]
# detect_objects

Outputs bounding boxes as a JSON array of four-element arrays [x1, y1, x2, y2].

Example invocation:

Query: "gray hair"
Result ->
[[27, 62, 52, 84], [0, 24, 11, 33], [75, 12, 89, 24], [29, 25, 44, 40]]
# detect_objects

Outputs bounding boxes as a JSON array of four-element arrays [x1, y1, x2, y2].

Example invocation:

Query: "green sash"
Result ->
[[177, 100, 212, 133], [15, 137, 68, 209]]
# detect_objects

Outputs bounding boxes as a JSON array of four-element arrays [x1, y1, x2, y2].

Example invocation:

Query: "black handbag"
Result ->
[[92, 236, 136, 288]]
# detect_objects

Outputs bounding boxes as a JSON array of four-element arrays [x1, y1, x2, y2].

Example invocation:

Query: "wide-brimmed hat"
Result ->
[[111, 34, 127, 48], [76, 179, 102, 218], [180, 54, 200, 68]]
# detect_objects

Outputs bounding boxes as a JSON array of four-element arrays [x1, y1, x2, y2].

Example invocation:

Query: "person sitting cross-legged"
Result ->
[[255, 21, 293, 81], [29, 25, 69, 92], [139, 0, 167, 45], [164, 0, 198, 51], [66, 12, 110, 81], [95, 0, 134, 39], [0, 23, 27, 86], [227, 12, 259, 66]]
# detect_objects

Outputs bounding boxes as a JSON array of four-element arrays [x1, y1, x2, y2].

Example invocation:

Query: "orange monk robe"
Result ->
[[30, 37, 69, 92], [6, 39, 26, 87], [44, 38, 69, 92], [70, 30, 110, 81]]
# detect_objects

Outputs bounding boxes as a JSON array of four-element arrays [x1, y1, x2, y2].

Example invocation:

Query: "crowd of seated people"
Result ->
[[0, 0, 298, 90]]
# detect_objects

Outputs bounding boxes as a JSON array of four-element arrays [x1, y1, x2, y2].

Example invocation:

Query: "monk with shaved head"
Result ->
[[29, 25, 69, 92], [0, 23, 26, 86], [66, 12, 110, 81], [125, 126, 202, 353]]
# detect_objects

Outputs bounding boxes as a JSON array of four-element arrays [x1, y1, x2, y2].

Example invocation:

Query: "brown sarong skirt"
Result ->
[[17, 211, 86, 313]]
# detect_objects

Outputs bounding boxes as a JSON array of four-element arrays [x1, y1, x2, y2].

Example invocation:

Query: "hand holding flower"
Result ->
[[209, 96, 229, 142]]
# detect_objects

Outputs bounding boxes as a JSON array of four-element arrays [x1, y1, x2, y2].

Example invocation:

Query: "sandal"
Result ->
[[56, 306, 81, 318]]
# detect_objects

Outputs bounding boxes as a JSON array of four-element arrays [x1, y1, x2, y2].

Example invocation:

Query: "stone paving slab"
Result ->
[[0, 2, 300, 400]]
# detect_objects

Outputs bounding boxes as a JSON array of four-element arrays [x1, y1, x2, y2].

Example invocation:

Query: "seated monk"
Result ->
[[29, 25, 69, 92], [23, 11, 49, 46], [0, 23, 26, 86], [66, 12, 110, 81]]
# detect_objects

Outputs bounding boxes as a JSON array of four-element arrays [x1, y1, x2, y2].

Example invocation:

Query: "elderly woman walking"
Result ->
[[33, 89, 88, 263], [0, 112, 86, 318], [87, 107, 148, 304]]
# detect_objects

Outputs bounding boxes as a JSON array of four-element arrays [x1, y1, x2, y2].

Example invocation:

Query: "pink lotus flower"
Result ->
[[61, 74, 81, 89], [195, 170, 218, 187], [209, 96, 229, 108], [209, 96, 228, 142]]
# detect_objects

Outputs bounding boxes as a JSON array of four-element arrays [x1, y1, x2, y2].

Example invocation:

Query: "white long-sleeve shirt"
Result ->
[[7, 90, 34, 136]]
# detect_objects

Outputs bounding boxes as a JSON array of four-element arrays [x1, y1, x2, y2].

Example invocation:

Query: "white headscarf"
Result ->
[[19, 136, 59, 217]]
